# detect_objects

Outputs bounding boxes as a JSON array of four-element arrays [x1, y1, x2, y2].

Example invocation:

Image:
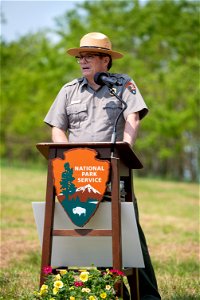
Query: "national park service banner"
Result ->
[[51, 148, 110, 227]]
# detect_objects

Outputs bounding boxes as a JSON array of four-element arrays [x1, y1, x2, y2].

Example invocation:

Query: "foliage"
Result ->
[[1, 0, 199, 180], [32, 267, 125, 300]]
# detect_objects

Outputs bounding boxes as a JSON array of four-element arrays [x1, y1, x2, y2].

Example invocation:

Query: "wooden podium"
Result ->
[[36, 142, 143, 300]]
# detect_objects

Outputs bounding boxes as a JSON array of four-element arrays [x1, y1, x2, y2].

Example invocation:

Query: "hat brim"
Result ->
[[67, 47, 123, 59]]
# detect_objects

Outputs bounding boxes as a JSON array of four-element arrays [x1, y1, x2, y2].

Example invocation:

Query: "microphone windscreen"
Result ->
[[94, 72, 108, 85]]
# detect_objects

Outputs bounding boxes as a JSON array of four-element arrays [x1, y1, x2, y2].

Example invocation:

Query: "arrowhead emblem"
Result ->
[[51, 148, 110, 227]]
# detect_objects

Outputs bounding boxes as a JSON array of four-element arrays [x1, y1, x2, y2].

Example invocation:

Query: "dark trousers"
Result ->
[[124, 200, 161, 300]]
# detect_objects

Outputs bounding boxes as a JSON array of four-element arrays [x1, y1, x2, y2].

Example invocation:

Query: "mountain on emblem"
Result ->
[[76, 184, 101, 194], [52, 148, 110, 227], [72, 184, 102, 202]]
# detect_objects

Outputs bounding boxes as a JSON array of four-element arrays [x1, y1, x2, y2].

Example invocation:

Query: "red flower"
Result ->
[[74, 281, 84, 287], [43, 266, 53, 275], [110, 269, 125, 276]]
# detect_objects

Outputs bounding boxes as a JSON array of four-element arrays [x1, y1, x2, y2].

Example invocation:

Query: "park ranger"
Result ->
[[44, 32, 161, 300]]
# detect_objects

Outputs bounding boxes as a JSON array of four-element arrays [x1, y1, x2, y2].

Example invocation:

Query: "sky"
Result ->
[[1, 0, 84, 42]]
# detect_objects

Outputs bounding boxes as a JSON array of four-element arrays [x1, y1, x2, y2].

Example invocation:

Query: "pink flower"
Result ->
[[43, 266, 53, 275]]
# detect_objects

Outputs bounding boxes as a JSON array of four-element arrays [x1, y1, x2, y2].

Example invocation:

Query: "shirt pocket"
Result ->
[[66, 103, 88, 129], [103, 100, 122, 125]]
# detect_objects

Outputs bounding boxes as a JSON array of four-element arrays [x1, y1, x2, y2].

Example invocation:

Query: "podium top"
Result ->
[[36, 142, 143, 169]]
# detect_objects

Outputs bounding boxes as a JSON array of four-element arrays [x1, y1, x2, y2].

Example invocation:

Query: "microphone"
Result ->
[[94, 72, 120, 87], [94, 72, 127, 155]]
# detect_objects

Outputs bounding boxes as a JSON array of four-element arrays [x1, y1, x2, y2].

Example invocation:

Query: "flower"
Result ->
[[106, 285, 111, 290], [109, 269, 125, 276], [43, 266, 52, 275], [54, 274, 61, 281], [82, 287, 91, 293], [40, 284, 48, 291], [79, 271, 89, 282], [39, 284, 48, 295], [100, 292, 107, 298], [53, 280, 63, 289], [74, 281, 84, 287], [60, 269, 67, 276], [33, 266, 126, 299], [53, 287, 58, 295]]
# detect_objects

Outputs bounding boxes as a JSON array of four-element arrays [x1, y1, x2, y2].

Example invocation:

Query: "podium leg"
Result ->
[[40, 148, 56, 286], [111, 156, 122, 271]]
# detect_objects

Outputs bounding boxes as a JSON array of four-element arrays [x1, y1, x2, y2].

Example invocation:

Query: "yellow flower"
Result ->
[[106, 285, 111, 290], [81, 287, 91, 293], [40, 284, 48, 291], [89, 296, 96, 300], [100, 292, 107, 299], [79, 271, 89, 282], [70, 297, 75, 300], [54, 280, 64, 289], [54, 274, 61, 280], [60, 269, 67, 276], [39, 284, 48, 295], [53, 287, 59, 295]]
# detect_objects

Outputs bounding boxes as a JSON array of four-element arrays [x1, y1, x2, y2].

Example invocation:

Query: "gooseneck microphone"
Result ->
[[94, 72, 121, 88], [94, 72, 127, 156]]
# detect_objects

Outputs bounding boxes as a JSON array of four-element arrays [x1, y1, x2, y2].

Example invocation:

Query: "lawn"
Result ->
[[0, 164, 199, 299]]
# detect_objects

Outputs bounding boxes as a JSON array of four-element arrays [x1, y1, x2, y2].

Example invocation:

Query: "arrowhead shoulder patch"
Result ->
[[125, 81, 137, 95]]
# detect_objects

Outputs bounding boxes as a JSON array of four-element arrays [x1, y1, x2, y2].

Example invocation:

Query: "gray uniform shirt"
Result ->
[[44, 73, 148, 142]]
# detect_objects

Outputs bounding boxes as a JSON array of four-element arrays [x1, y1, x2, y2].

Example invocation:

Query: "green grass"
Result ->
[[0, 164, 199, 299]]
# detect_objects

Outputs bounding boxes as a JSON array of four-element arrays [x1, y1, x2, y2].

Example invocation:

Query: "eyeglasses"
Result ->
[[75, 53, 105, 63]]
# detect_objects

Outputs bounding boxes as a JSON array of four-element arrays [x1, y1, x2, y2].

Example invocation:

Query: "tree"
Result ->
[[60, 162, 76, 198]]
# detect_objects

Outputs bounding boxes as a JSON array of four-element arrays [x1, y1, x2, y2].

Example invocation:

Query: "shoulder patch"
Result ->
[[125, 81, 137, 95]]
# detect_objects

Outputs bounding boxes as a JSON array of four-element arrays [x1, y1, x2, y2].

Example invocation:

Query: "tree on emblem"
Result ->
[[60, 162, 76, 198]]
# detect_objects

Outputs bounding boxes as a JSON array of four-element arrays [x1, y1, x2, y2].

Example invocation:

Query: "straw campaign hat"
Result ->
[[67, 32, 123, 59]]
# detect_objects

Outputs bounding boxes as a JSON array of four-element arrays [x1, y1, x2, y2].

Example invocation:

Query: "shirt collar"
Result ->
[[79, 77, 88, 90], [79, 76, 109, 93]]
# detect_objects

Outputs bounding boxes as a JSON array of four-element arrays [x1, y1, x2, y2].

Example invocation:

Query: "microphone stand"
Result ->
[[109, 87, 127, 158]]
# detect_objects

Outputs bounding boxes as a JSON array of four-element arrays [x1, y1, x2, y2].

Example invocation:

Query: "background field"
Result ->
[[0, 163, 199, 299]]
